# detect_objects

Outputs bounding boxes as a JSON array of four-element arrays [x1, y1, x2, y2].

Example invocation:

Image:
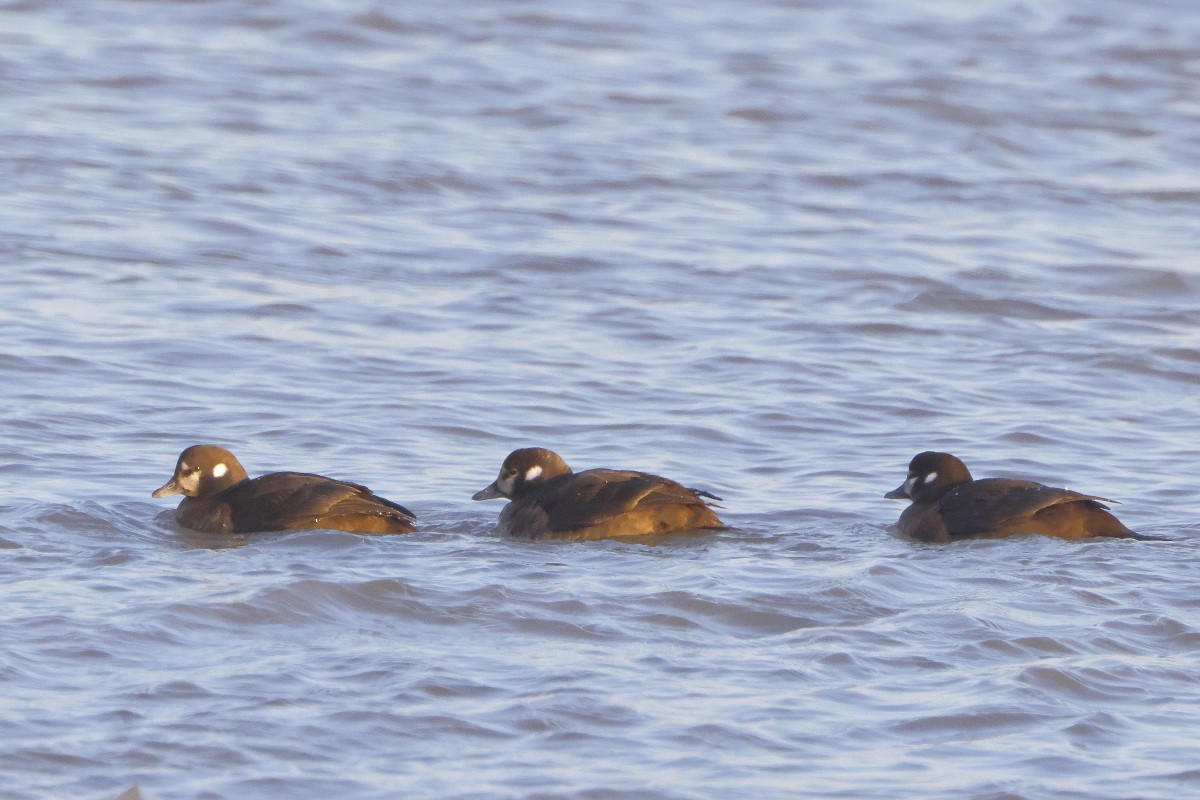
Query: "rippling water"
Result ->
[[2, 0, 1199, 798]]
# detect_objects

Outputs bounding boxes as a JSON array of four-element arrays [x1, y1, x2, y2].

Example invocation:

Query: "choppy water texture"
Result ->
[[2, 0, 1200, 798]]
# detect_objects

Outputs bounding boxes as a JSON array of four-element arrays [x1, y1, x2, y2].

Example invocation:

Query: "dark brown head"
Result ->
[[885, 451, 973, 504], [152, 445, 250, 499], [472, 447, 572, 501]]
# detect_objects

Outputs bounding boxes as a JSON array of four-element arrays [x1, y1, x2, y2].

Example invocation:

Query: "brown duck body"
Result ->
[[498, 468, 723, 541], [173, 471, 416, 535], [894, 477, 1139, 542], [886, 451, 1146, 543], [474, 448, 723, 541], [154, 445, 415, 535]]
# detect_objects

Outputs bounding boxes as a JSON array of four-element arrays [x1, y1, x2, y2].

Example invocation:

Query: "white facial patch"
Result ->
[[524, 465, 543, 481], [179, 470, 201, 493], [496, 471, 515, 496], [212, 463, 228, 478], [903, 476, 917, 495], [923, 471, 938, 484], [179, 461, 190, 472]]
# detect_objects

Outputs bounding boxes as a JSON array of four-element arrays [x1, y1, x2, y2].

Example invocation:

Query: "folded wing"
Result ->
[[226, 472, 416, 532], [540, 469, 717, 532], [937, 478, 1114, 537]]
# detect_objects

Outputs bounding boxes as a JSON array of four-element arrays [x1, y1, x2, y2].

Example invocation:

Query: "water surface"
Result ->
[[2, 1, 1199, 798]]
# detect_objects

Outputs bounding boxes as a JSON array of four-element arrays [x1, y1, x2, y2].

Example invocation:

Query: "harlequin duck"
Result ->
[[472, 447, 724, 541], [885, 451, 1151, 542], [152, 445, 415, 535]]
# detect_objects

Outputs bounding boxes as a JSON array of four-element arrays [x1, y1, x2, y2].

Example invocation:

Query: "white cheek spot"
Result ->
[[924, 471, 938, 484], [179, 462, 190, 472], [496, 472, 515, 495], [524, 465, 543, 481], [903, 476, 917, 494], [179, 471, 200, 492], [212, 463, 228, 478]]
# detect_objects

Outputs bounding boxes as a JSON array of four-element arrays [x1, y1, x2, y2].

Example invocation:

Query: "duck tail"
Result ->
[[689, 488, 724, 507], [1125, 531, 1172, 541]]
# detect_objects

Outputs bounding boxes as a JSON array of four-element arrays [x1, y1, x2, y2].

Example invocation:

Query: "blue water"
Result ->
[[2, 1, 1199, 798]]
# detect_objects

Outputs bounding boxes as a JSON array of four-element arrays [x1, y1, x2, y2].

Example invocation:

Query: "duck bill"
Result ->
[[884, 483, 909, 500], [472, 481, 503, 501], [152, 478, 183, 498]]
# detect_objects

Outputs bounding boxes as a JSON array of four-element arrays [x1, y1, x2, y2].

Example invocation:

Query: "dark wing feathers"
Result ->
[[225, 472, 415, 531], [539, 469, 715, 532], [937, 478, 1113, 537], [319, 479, 417, 520]]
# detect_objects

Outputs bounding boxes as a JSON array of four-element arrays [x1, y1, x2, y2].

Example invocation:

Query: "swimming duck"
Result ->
[[472, 447, 723, 541], [152, 444, 415, 534], [885, 451, 1148, 542]]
